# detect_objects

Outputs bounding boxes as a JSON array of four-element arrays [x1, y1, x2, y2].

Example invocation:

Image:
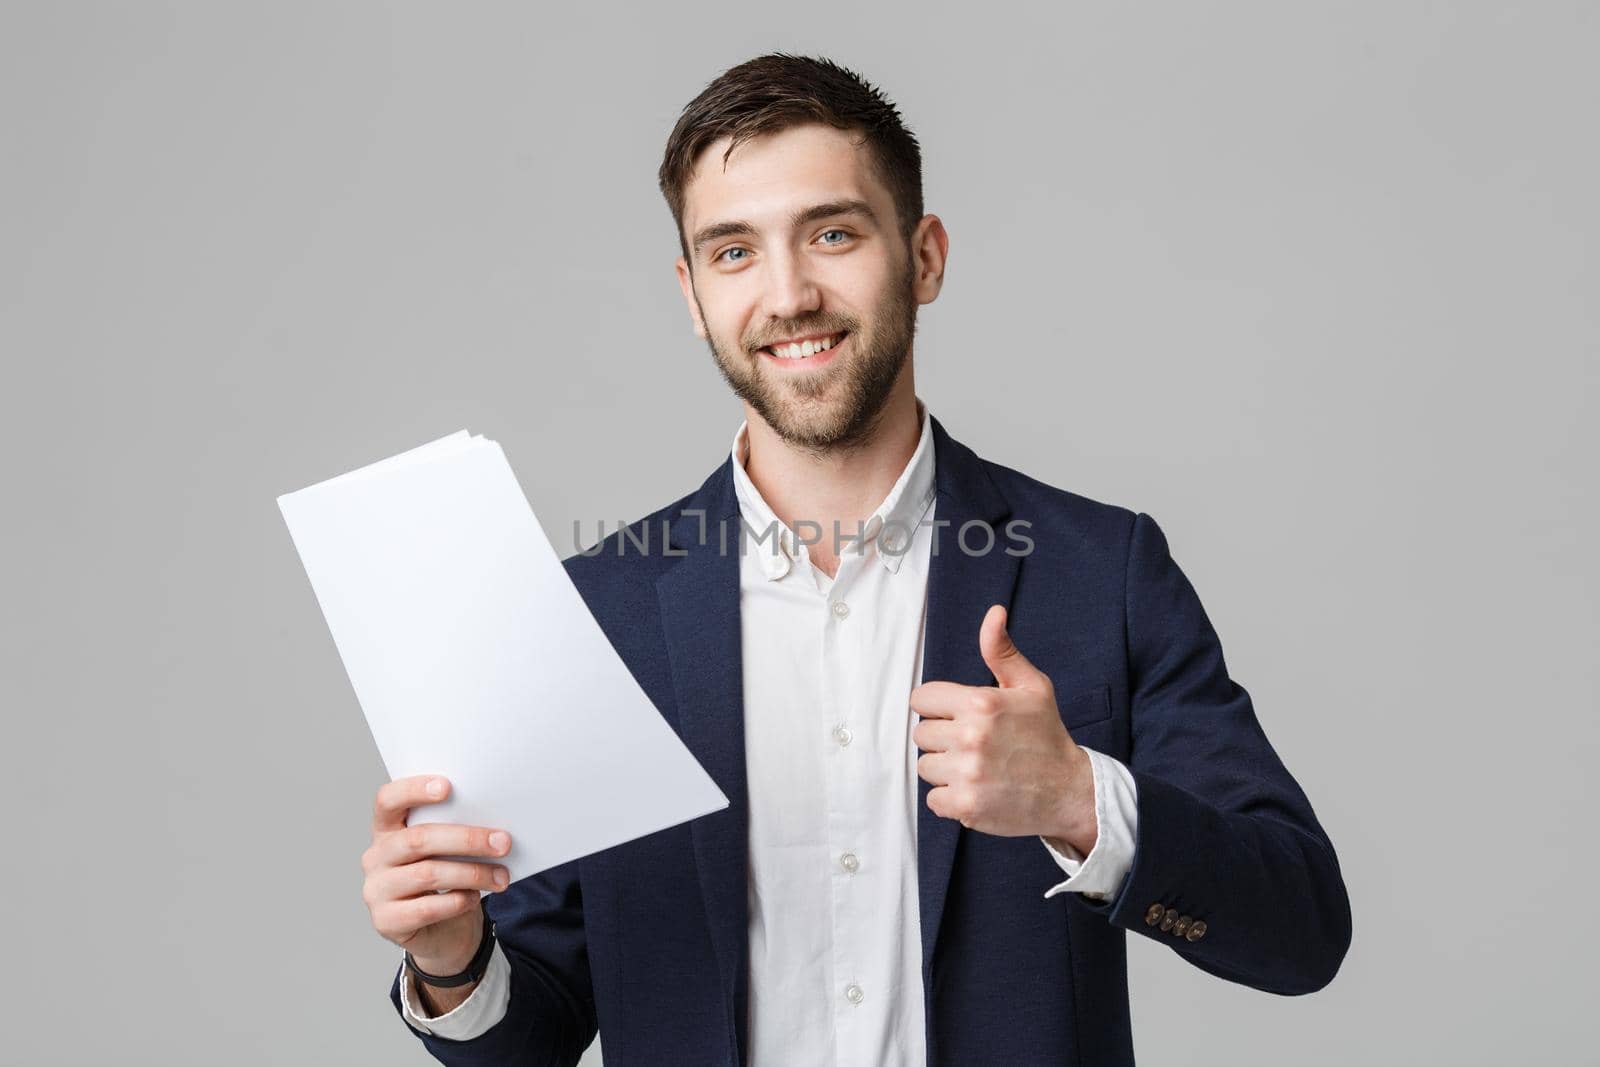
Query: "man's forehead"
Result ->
[[682, 125, 883, 235]]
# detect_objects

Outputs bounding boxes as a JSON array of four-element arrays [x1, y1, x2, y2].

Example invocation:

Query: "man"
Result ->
[[360, 53, 1352, 1065]]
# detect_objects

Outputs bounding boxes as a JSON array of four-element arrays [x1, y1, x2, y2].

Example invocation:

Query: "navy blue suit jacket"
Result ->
[[391, 414, 1352, 1065]]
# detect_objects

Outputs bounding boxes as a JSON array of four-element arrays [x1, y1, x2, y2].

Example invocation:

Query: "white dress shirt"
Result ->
[[400, 400, 1141, 1061]]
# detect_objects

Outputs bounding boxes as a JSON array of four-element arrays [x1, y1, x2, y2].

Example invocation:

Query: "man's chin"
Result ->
[[714, 345, 886, 448], [763, 395, 879, 450]]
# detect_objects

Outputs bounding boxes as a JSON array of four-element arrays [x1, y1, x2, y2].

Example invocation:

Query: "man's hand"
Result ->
[[911, 604, 1097, 855], [362, 775, 513, 974]]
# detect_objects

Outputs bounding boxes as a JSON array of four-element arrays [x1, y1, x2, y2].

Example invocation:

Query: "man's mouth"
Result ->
[[760, 331, 849, 363]]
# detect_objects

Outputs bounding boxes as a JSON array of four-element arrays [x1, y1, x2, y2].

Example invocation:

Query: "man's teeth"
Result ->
[[768, 333, 844, 359]]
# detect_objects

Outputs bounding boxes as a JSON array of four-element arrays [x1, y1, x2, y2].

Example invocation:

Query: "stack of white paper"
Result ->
[[277, 430, 727, 884]]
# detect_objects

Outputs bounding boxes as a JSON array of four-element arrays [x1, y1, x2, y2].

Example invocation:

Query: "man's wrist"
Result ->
[[407, 897, 495, 986], [1045, 743, 1098, 855], [413, 971, 480, 1017]]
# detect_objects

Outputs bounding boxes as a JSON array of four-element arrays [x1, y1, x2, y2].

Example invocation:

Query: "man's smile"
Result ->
[[759, 330, 849, 368]]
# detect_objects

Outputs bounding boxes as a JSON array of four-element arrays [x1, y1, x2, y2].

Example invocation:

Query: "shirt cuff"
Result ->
[[1039, 746, 1139, 901], [399, 938, 512, 1040]]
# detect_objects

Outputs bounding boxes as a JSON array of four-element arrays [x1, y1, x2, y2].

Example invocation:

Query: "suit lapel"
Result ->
[[655, 461, 750, 1064], [917, 416, 1020, 989]]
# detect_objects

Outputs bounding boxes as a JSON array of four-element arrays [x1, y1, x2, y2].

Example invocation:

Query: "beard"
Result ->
[[697, 253, 918, 454]]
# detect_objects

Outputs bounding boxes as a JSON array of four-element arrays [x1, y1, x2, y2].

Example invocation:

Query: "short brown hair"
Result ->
[[659, 53, 924, 264]]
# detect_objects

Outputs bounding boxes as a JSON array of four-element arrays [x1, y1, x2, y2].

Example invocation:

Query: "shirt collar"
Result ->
[[730, 399, 938, 581]]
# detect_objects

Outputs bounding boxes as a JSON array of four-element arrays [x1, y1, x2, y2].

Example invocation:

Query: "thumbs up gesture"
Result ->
[[910, 604, 1097, 852]]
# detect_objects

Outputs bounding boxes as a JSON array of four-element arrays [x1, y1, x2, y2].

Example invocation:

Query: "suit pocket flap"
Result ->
[[1060, 682, 1112, 728]]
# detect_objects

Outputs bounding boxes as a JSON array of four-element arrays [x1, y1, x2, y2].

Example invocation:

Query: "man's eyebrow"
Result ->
[[690, 198, 879, 257]]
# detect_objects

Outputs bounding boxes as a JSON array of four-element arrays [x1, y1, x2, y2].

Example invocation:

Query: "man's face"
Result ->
[[674, 123, 940, 451]]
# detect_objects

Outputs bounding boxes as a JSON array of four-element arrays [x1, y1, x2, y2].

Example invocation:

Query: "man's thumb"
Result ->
[[979, 604, 1038, 689]]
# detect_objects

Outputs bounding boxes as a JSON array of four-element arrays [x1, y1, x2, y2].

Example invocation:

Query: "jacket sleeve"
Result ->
[[1064, 511, 1353, 995], [388, 858, 597, 1065]]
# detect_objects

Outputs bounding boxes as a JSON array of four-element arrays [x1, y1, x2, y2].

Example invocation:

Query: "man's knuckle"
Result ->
[[413, 861, 441, 891], [434, 861, 458, 891], [438, 893, 465, 920], [401, 898, 428, 929]]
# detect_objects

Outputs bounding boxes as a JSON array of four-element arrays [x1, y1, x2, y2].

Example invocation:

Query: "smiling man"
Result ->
[[369, 53, 1352, 1066]]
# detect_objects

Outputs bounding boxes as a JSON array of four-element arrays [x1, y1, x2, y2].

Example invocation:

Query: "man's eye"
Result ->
[[819, 229, 850, 246], [717, 247, 749, 263]]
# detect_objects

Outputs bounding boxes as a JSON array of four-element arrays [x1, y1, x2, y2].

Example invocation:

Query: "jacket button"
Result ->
[[1159, 909, 1178, 932], [1144, 903, 1165, 926], [1173, 915, 1192, 937], [1185, 920, 1208, 942]]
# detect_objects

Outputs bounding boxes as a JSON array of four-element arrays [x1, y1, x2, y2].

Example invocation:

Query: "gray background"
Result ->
[[2, 2, 1594, 1064]]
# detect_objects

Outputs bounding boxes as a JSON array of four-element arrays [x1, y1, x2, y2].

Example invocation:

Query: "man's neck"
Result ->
[[742, 380, 923, 578]]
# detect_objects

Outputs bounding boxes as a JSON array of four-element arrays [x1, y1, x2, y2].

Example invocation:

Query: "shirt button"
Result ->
[[839, 851, 860, 874], [833, 725, 853, 747], [831, 600, 850, 620], [844, 983, 864, 1005]]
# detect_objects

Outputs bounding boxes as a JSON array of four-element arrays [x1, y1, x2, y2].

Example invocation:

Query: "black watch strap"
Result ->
[[405, 896, 497, 988]]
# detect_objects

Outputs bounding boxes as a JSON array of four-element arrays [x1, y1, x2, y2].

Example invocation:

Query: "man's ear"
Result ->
[[675, 256, 707, 339], [909, 214, 950, 307]]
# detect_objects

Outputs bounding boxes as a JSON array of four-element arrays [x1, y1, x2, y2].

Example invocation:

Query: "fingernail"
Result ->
[[489, 831, 509, 853], [427, 778, 445, 798], [493, 867, 508, 888]]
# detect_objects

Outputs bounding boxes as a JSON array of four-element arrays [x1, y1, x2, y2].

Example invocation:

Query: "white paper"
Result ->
[[278, 430, 728, 884]]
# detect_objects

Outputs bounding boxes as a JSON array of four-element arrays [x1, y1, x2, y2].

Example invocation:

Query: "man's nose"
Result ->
[[761, 249, 821, 323]]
